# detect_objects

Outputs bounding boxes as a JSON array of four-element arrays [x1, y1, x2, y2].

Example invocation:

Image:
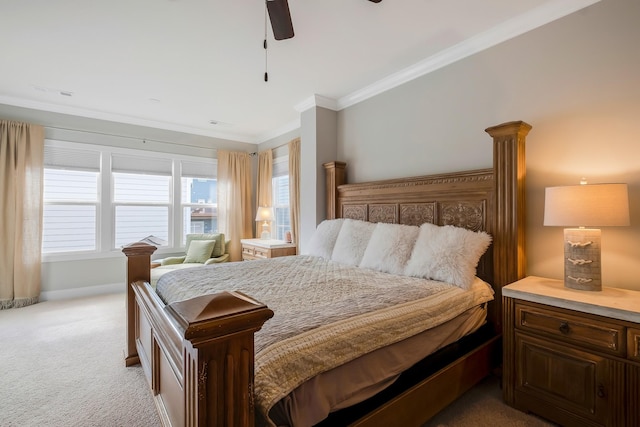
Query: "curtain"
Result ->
[[217, 151, 253, 262], [288, 138, 301, 246], [256, 149, 273, 237], [0, 120, 44, 309]]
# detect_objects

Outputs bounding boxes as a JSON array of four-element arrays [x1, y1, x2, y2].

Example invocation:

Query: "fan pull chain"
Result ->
[[264, 3, 269, 82]]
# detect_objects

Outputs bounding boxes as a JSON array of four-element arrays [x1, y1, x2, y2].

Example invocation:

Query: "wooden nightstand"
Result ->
[[240, 239, 296, 261], [502, 276, 640, 427]]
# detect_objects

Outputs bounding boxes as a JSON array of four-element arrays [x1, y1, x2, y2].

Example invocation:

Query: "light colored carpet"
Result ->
[[0, 293, 557, 427], [0, 293, 160, 427], [423, 375, 556, 427]]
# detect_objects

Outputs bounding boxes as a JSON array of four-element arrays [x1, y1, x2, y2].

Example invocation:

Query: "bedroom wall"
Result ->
[[337, 0, 640, 290]]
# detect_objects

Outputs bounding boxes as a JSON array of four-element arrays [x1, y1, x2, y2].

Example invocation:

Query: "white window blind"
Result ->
[[112, 154, 172, 175], [44, 145, 100, 171], [42, 144, 100, 254]]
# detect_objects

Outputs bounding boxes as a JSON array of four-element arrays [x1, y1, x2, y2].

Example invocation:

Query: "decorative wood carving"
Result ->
[[399, 203, 435, 226], [439, 201, 485, 231], [342, 204, 368, 221], [368, 204, 397, 223]]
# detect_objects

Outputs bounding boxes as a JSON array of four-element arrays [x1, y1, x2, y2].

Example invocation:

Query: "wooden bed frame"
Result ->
[[122, 120, 531, 427]]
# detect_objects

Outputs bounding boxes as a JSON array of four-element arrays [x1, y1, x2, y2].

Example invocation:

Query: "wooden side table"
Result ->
[[240, 239, 296, 261], [502, 276, 640, 427]]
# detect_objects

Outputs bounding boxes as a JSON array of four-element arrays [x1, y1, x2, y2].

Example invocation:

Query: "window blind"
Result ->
[[44, 145, 100, 172], [112, 154, 172, 175]]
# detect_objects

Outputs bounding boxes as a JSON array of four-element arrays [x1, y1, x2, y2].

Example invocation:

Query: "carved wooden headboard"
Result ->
[[323, 121, 531, 330]]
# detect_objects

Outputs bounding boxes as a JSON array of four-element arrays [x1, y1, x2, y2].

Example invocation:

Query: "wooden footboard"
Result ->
[[122, 243, 273, 426]]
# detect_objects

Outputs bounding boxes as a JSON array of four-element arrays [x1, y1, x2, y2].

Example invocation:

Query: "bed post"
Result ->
[[324, 161, 346, 219], [121, 242, 157, 366], [485, 120, 531, 331], [166, 292, 274, 426]]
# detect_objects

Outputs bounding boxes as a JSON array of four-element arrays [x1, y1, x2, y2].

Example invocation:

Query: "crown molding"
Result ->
[[294, 94, 338, 112], [0, 95, 258, 144], [256, 118, 300, 144], [336, 0, 601, 110]]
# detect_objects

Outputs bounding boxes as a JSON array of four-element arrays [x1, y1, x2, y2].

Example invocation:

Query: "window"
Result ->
[[42, 145, 100, 254], [181, 160, 217, 243], [272, 155, 290, 241], [42, 140, 217, 258]]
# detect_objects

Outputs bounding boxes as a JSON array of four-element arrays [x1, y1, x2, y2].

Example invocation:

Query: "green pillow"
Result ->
[[184, 239, 216, 263]]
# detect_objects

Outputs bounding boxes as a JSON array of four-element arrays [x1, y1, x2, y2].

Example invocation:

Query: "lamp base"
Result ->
[[260, 221, 271, 240], [563, 228, 602, 291]]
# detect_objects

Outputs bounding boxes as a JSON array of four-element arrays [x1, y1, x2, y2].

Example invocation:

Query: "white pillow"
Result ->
[[304, 219, 345, 260], [404, 223, 492, 289], [360, 222, 420, 275], [331, 219, 376, 266]]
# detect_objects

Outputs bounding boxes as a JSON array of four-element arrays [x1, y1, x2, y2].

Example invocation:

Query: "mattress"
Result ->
[[155, 255, 494, 426]]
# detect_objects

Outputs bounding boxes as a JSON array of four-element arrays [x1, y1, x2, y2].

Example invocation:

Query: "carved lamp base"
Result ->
[[563, 228, 601, 291]]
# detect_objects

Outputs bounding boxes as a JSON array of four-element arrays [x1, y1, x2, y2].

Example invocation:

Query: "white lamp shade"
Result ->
[[544, 183, 630, 227], [255, 206, 275, 222]]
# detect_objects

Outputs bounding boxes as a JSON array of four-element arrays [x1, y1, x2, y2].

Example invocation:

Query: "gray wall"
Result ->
[[337, 0, 640, 290]]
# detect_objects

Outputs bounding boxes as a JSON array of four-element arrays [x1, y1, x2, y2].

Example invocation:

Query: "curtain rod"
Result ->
[[257, 138, 296, 154], [43, 125, 222, 151]]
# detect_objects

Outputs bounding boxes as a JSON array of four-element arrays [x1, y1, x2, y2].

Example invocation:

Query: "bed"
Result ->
[[122, 120, 531, 426]]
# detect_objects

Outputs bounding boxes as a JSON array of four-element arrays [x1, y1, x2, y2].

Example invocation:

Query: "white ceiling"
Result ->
[[0, 0, 598, 143]]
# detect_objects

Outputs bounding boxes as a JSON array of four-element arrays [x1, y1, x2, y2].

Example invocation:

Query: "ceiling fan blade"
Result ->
[[266, 0, 294, 40]]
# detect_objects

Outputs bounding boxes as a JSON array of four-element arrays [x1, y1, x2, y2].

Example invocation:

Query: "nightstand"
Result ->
[[240, 239, 296, 261], [502, 276, 640, 427]]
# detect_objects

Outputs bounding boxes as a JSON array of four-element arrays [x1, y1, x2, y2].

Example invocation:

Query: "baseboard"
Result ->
[[40, 283, 122, 301]]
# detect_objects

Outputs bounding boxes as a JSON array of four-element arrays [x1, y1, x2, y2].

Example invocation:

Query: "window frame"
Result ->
[[42, 139, 217, 262], [271, 154, 290, 242]]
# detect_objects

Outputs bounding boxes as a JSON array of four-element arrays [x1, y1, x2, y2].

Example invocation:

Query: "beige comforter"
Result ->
[[156, 255, 494, 426]]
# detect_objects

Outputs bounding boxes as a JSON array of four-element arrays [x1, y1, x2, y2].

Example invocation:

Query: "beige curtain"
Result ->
[[256, 149, 273, 237], [217, 150, 253, 262], [288, 138, 301, 246], [0, 120, 44, 309]]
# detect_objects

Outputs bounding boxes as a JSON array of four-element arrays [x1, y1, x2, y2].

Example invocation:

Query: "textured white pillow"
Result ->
[[331, 219, 376, 266], [304, 219, 345, 260], [404, 223, 492, 289], [360, 222, 420, 275]]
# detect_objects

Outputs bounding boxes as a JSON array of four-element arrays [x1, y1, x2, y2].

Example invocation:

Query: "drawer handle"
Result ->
[[597, 384, 606, 399], [558, 322, 571, 335]]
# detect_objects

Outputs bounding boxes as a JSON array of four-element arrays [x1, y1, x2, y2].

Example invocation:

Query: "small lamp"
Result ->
[[544, 181, 629, 291], [255, 206, 275, 240]]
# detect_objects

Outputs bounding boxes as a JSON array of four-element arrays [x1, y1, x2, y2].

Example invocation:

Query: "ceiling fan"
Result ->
[[266, 0, 382, 41]]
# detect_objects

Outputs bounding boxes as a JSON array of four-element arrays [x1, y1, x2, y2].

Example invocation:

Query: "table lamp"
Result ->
[[255, 206, 275, 240], [543, 181, 629, 291]]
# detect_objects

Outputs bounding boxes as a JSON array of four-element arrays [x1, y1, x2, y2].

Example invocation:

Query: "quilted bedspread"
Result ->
[[156, 255, 494, 425]]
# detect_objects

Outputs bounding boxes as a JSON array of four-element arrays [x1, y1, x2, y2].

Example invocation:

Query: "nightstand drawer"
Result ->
[[253, 247, 269, 259], [629, 328, 640, 362], [515, 302, 625, 357], [242, 246, 255, 256]]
